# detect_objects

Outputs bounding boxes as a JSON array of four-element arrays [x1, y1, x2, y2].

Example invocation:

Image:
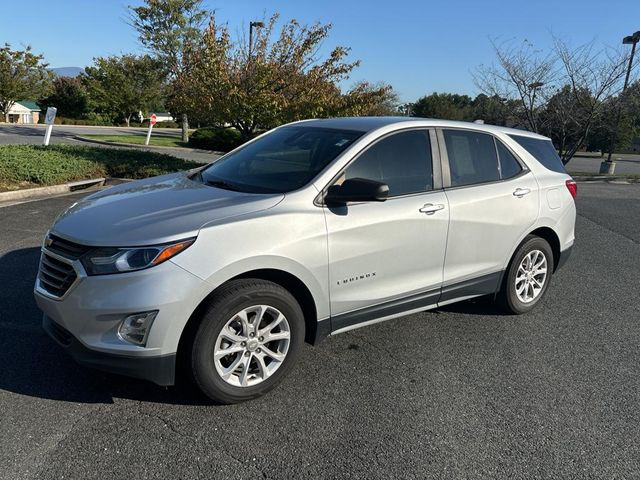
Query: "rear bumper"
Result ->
[[556, 245, 573, 271], [43, 314, 176, 386]]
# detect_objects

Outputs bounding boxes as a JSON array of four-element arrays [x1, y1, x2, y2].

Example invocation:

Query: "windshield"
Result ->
[[200, 126, 364, 193]]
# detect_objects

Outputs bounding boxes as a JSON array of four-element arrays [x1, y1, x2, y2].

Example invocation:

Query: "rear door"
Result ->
[[323, 129, 449, 330], [438, 128, 539, 299]]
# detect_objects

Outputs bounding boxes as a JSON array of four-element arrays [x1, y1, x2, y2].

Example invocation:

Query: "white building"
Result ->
[[6, 101, 41, 124]]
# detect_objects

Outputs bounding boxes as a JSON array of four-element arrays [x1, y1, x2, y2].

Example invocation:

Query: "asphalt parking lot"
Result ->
[[1, 182, 639, 479]]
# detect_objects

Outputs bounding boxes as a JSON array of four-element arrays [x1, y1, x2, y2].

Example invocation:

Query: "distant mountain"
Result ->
[[51, 67, 84, 78]]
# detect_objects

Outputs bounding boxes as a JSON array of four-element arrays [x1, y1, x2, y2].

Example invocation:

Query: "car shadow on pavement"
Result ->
[[435, 295, 510, 316], [0, 246, 211, 406]]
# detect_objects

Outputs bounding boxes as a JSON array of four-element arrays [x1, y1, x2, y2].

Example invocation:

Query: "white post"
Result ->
[[43, 124, 53, 146], [145, 122, 154, 146], [43, 107, 57, 146]]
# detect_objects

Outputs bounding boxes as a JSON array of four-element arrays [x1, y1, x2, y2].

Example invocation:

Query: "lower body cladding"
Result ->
[[330, 244, 573, 335], [36, 246, 573, 387], [35, 258, 209, 386]]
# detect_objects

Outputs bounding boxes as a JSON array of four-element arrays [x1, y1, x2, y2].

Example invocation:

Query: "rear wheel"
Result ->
[[501, 235, 554, 314], [190, 279, 305, 404]]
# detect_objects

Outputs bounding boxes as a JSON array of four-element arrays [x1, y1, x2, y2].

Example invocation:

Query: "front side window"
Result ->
[[340, 130, 433, 197], [200, 127, 363, 193], [443, 130, 500, 187]]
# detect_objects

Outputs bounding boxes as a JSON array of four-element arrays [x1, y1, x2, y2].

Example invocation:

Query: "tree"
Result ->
[[129, 0, 210, 141], [474, 39, 555, 132], [470, 94, 517, 126], [0, 44, 52, 120], [39, 76, 88, 118], [172, 14, 392, 138], [341, 81, 399, 116], [475, 38, 628, 163], [550, 39, 628, 162], [587, 81, 640, 153], [82, 55, 166, 126], [411, 92, 473, 120]]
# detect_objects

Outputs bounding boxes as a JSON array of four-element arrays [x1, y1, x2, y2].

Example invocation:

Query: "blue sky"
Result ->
[[1, 0, 638, 101]]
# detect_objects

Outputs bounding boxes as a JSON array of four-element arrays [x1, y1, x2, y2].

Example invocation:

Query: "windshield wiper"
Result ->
[[205, 179, 242, 192]]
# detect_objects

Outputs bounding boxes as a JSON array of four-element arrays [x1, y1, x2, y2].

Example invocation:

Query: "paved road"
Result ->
[[1, 183, 639, 479], [568, 153, 640, 176], [0, 124, 218, 164]]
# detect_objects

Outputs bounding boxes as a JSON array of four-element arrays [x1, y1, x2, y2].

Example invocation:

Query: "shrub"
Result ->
[[188, 127, 243, 152], [0, 145, 199, 191], [53, 114, 113, 126]]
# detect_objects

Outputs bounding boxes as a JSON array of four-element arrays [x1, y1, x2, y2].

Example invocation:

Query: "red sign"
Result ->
[[150, 114, 157, 126]]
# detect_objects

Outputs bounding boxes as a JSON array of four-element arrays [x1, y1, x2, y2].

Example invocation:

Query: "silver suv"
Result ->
[[35, 117, 576, 403]]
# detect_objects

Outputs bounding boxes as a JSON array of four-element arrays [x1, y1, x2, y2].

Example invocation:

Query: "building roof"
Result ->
[[288, 116, 547, 139], [15, 101, 41, 111]]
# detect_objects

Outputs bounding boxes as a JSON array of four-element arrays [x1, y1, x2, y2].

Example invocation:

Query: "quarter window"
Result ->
[[443, 130, 500, 187], [341, 130, 433, 197], [509, 135, 566, 174], [496, 140, 523, 179]]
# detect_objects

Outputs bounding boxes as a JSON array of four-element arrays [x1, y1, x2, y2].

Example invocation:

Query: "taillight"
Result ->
[[565, 179, 577, 199]]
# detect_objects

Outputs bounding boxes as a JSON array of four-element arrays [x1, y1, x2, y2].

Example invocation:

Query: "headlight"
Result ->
[[81, 238, 195, 275]]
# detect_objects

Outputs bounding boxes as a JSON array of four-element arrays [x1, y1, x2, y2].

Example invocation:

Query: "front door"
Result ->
[[323, 129, 449, 331]]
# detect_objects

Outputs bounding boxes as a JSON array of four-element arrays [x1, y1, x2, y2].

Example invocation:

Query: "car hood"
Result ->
[[51, 172, 284, 246]]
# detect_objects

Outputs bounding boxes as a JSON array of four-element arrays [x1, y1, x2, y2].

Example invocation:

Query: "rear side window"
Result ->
[[343, 129, 433, 197], [509, 135, 566, 173], [496, 140, 523, 179], [443, 130, 499, 187]]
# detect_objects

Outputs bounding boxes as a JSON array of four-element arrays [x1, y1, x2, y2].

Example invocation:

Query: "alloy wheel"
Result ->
[[213, 305, 291, 387], [515, 249, 548, 303]]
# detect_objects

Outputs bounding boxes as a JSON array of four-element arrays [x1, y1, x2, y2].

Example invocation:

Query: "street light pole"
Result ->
[[602, 30, 640, 174], [528, 82, 544, 131], [249, 21, 265, 57]]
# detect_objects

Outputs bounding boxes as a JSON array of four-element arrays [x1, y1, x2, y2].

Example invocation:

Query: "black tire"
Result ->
[[500, 235, 555, 314], [190, 279, 305, 404]]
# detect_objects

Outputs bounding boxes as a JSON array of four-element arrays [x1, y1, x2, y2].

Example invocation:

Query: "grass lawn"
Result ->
[[0, 145, 199, 192], [83, 134, 188, 148]]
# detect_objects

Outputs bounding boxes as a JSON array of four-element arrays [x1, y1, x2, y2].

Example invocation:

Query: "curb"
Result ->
[[74, 135, 220, 155], [571, 175, 640, 184], [0, 178, 106, 202]]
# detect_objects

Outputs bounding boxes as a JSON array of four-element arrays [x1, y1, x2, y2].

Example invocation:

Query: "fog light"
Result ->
[[118, 311, 158, 346]]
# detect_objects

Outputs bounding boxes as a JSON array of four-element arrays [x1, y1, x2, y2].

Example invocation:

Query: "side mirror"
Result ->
[[325, 178, 389, 205]]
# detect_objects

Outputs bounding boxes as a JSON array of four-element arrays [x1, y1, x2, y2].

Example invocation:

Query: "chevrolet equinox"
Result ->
[[35, 117, 576, 403]]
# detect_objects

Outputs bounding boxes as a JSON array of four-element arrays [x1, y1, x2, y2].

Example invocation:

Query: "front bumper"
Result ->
[[43, 314, 176, 385]]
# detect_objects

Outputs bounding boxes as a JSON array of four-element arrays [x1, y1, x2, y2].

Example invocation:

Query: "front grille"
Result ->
[[38, 251, 78, 298], [46, 234, 92, 260]]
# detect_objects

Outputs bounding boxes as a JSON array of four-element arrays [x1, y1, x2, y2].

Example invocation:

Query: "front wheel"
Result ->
[[190, 279, 305, 404], [500, 235, 554, 314]]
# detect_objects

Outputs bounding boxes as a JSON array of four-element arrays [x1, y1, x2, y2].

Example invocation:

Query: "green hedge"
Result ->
[[188, 127, 243, 152], [0, 145, 199, 191]]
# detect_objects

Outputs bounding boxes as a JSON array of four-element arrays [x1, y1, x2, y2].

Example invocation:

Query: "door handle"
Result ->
[[513, 187, 531, 198], [419, 203, 445, 215]]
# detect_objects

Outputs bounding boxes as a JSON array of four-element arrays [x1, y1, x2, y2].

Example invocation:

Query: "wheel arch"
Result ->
[[495, 225, 562, 299], [528, 226, 561, 272], [177, 268, 322, 371]]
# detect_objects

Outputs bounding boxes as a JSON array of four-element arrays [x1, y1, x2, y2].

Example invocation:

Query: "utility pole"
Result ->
[[601, 30, 640, 174]]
